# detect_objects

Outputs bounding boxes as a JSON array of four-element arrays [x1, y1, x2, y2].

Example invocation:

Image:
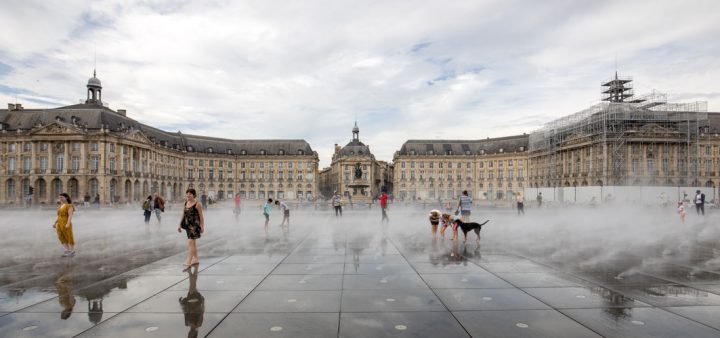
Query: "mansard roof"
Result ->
[[397, 134, 529, 156], [0, 104, 314, 156]]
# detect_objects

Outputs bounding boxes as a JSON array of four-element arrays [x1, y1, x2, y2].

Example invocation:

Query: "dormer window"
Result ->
[[410, 150, 416, 155], [186, 146, 194, 152], [350, 151, 355, 155], [297, 150, 304, 155], [241, 149, 247, 155], [227, 149, 233, 155], [207, 147, 213, 153], [465, 150, 471, 155], [447, 150, 453, 155], [519, 146, 525, 151], [480, 149, 485, 155], [278, 150, 285, 155], [499, 148, 504, 153], [358, 150, 363, 155], [260, 149, 266, 155], [428, 150, 434, 155]]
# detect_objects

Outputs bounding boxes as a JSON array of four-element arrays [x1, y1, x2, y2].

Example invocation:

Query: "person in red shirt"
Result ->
[[379, 191, 389, 224], [233, 193, 241, 221]]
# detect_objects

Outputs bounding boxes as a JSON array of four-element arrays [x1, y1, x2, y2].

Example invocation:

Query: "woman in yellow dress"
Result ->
[[53, 193, 76, 257]]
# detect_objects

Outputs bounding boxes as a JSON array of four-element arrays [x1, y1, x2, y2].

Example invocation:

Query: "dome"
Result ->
[[339, 140, 371, 158], [87, 76, 102, 88]]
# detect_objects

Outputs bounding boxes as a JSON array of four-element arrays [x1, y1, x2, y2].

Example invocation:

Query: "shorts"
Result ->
[[284, 210, 290, 217], [430, 221, 439, 226], [263, 213, 269, 220], [461, 210, 471, 216]]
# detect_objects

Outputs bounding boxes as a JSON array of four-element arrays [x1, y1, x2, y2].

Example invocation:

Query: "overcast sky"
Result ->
[[1, 0, 719, 167]]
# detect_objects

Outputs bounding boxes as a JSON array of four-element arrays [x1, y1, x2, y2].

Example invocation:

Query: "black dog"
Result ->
[[453, 219, 489, 243]]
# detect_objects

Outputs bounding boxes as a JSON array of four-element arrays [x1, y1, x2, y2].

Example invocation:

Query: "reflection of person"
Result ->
[[516, 193, 525, 215], [178, 189, 205, 268], [537, 192, 543, 207], [56, 263, 75, 319], [179, 265, 204, 338], [53, 193, 76, 257]]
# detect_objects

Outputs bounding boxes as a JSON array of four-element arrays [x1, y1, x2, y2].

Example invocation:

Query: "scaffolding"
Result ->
[[529, 76, 708, 186]]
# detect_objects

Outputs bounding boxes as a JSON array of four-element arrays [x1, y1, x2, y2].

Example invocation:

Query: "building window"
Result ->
[[56, 155, 64, 171], [91, 143, 99, 151], [40, 143, 48, 151], [91, 157, 99, 171], [71, 157, 80, 171], [72, 143, 81, 151], [199, 170, 204, 179], [23, 143, 31, 152], [401, 162, 406, 169], [8, 143, 16, 153], [209, 169, 214, 179]]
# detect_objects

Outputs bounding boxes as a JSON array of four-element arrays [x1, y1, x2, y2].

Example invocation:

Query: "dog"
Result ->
[[453, 219, 489, 243]]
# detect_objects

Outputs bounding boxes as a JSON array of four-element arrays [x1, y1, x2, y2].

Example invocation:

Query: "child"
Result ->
[[677, 201, 686, 223], [439, 213, 453, 239], [429, 209, 441, 238]]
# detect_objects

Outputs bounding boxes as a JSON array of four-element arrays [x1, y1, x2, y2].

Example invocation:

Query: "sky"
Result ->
[[1, 0, 719, 168]]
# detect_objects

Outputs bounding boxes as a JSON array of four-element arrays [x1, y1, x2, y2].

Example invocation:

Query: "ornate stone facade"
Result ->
[[0, 75, 319, 206], [393, 135, 529, 201]]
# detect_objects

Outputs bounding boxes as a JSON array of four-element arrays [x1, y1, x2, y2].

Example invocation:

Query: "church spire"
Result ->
[[352, 121, 360, 142]]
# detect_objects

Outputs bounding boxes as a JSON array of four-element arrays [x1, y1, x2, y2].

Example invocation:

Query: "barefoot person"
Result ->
[[275, 200, 290, 228], [429, 209, 441, 238], [178, 189, 205, 268], [677, 201, 686, 224], [53, 193, 76, 257], [263, 198, 273, 235]]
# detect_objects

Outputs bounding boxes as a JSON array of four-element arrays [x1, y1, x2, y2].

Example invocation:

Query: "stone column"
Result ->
[[31, 141, 37, 175], [48, 142, 54, 174], [63, 142, 70, 174]]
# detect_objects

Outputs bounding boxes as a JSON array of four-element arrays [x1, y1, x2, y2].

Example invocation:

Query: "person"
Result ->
[[93, 193, 100, 208], [153, 192, 165, 224], [457, 190, 472, 222], [660, 192, 668, 208], [537, 192, 543, 208], [53, 193, 76, 257], [83, 193, 90, 208], [178, 188, 205, 267], [263, 198, 273, 234], [678, 201, 687, 223], [200, 192, 208, 210], [695, 190, 706, 216], [275, 200, 290, 228], [142, 195, 152, 224], [233, 193, 242, 221], [332, 191, 342, 217], [516, 193, 525, 215], [379, 191, 389, 224], [429, 209, 441, 238]]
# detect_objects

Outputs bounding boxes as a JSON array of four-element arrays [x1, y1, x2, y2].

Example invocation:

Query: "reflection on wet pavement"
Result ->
[[0, 207, 720, 337]]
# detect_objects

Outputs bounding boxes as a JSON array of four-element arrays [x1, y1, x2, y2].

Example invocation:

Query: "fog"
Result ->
[[1, 199, 719, 289]]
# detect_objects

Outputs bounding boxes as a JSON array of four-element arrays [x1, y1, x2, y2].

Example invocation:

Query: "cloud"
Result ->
[[1, 0, 719, 167]]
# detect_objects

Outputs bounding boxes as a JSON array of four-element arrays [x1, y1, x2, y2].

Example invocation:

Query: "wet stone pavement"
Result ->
[[1, 207, 720, 337]]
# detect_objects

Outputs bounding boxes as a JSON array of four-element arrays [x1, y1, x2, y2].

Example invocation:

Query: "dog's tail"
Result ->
[[478, 220, 490, 226]]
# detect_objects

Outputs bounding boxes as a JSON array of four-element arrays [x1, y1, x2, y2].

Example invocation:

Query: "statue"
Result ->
[[354, 163, 362, 179]]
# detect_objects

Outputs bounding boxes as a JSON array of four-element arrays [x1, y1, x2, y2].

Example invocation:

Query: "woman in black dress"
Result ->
[[178, 188, 205, 267]]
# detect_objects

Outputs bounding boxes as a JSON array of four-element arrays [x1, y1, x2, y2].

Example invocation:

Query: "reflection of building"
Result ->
[[0, 73, 318, 205], [529, 74, 720, 189], [393, 135, 529, 201], [318, 122, 391, 203]]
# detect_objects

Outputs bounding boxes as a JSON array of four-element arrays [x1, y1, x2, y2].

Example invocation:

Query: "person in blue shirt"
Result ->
[[263, 198, 273, 235], [457, 190, 472, 222]]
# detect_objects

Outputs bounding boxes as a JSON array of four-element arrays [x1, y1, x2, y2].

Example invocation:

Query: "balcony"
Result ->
[[51, 169, 62, 174], [7, 169, 16, 175], [22, 169, 32, 174], [110, 170, 118, 175]]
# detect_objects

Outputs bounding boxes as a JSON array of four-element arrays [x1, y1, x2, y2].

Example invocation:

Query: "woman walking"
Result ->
[[142, 195, 152, 224], [178, 189, 205, 268], [53, 193, 76, 257]]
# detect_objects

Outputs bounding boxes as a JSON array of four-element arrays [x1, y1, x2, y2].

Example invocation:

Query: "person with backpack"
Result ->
[[142, 195, 152, 224], [457, 190, 473, 222], [695, 190, 706, 216]]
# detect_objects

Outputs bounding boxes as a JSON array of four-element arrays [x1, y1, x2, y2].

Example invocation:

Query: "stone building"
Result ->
[[393, 135, 529, 202], [0, 73, 319, 206], [318, 122, 391, 203], [528, 75, 720, 190]]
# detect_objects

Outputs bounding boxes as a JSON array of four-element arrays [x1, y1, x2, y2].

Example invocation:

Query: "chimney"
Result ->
[[7, 103, 15, 110], [15, 103, 23, 110], [117, 109, 126, 116]]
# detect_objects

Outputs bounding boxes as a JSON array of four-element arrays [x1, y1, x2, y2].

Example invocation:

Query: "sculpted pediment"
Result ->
[[124, 130, 154, 144], [639, 123, 672, 136], [30, 122, 84, 135]]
